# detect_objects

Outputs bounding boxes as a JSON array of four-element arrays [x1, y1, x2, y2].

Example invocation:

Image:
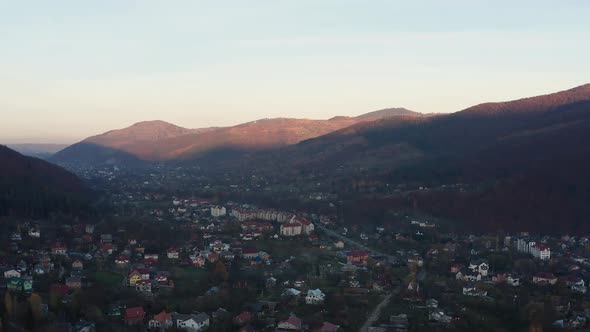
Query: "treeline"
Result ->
[[0, 177, 90, 217]]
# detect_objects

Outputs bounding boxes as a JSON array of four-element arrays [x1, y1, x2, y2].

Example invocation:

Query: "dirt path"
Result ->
[[359, 292, 393, 332]]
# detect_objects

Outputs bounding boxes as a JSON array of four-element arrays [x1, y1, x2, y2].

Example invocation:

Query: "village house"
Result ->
[[128, 271, 142, 286], [296, 217, 315, 234], [66, 277, 82, 289], [115, 256, 130, 265], [530, 243, 551, 261], [173, 313, 210, 332], [149, 311, 173, 330], [51, 242, 67, 256], [508, 275, 521, 287], [316, 321, 340, 332], [517, 238, 551, 260], [305, 289, 326, 304], [211, 206, 227, 217], [242, 248, 261, 259], [155, 273, 168, 284], [468, 259, 489, 277], [167, 248, 180, 259], [233, 312, 253, 326], [277, 314, 303, 331], [100, 244, 115, 255], [72, 259, 84, 271], [7, 277, 33, 293], [144, 253, 159, 261], [124, 307, 145, 326], [28, 228, 41, 238], [4, 269, 21, 279], [347, 250, 370, 266], [192, 256, 206, 268], [135, 280, 152, 293], [231, 208, 258, 222], [533, 272, 558, 285], [280, 221, 303, 237]]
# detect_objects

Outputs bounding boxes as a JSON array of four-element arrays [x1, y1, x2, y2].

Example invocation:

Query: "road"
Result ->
[[315, 224, 396, 262], [358, 292, 394, 332]]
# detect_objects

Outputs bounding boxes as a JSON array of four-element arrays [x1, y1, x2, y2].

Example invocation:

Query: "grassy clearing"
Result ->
[[93, 271, 124, 288]]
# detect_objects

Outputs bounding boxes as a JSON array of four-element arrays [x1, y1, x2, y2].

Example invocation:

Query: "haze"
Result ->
[[1, 0, 589, 143]]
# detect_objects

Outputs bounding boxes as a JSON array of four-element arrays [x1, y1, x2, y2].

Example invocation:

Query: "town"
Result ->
[[1, 164, 590, 332]]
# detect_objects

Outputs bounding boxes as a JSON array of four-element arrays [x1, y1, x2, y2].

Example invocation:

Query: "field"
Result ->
[[93, 271, 124, 288]]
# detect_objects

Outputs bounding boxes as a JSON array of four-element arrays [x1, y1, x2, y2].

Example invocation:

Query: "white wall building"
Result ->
[[305, 289, 326, 304], [211, 206, 227, 217]]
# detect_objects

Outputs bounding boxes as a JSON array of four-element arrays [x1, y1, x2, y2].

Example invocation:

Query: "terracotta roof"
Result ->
[[125, 307, 145, 319], [153, 311, 172, 322]]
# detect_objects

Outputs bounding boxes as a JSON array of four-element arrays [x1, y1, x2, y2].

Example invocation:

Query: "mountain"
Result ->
[[354, 108, 421, 120], [0, 145, 90, 217], [52, 109, 420, 164], [251, 84, 590, 233]]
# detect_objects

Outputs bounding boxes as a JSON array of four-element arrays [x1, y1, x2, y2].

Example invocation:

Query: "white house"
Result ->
[[305, 289, 326, 304], [211, 206, 227, 217], [4, 269, 21, 279], [507, 275, 520, 287], [175, 313, 210, 332], [167, 248, 180, 259], [468, 259, 489, 277], [280, 222, 303, 237], [296, 218, 315, 235], [530, 243, 551, 261], [28, 228, 41, 238]]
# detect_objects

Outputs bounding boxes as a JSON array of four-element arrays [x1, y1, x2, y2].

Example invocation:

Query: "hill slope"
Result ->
[[0, 146, 90, 217], [241, 84, 590, 233]]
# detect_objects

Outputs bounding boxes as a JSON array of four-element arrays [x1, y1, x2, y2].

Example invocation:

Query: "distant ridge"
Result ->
[[355, 108, 420, 119], [52, 108, 420, 163]]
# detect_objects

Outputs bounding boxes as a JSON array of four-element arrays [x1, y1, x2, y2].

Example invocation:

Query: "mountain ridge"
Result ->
[[52, 108, 421, 163]]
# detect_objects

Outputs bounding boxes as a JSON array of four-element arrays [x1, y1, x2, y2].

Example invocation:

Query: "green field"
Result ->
[[93, 271, 124, 288]]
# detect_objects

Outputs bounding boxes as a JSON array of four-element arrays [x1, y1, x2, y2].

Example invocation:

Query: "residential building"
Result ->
[[149, 311, 173, 330], [211, 206, 227, 217], [530, 243, 551, 261], [124, 307, 145, 326], [305, 289, 326, 304]]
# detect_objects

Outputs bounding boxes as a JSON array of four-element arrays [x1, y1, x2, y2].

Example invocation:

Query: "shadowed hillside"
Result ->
[[0, 145, 90, 217]]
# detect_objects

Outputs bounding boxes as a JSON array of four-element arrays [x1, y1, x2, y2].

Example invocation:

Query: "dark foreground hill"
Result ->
[[0, 145, 90, 217], [243, 84, 590, 233]]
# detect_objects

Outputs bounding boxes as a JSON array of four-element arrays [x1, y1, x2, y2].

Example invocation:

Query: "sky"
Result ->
[[0, 1, 589, 144]]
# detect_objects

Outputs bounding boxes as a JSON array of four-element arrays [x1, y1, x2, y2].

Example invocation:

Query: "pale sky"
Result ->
[[0, 1, 589, 143]]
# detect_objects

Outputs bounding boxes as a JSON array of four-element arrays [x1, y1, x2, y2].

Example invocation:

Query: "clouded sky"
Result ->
[[1, 0, 589, 143]]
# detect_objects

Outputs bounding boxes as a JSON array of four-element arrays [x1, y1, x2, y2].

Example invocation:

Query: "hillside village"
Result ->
[[4, 166, 590, 332]]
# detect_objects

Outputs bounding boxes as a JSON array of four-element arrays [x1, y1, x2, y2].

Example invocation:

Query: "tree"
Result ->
[[29, 293, 43, 321], [4, 292, 13, 317], [213, 262, 229, 282]]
